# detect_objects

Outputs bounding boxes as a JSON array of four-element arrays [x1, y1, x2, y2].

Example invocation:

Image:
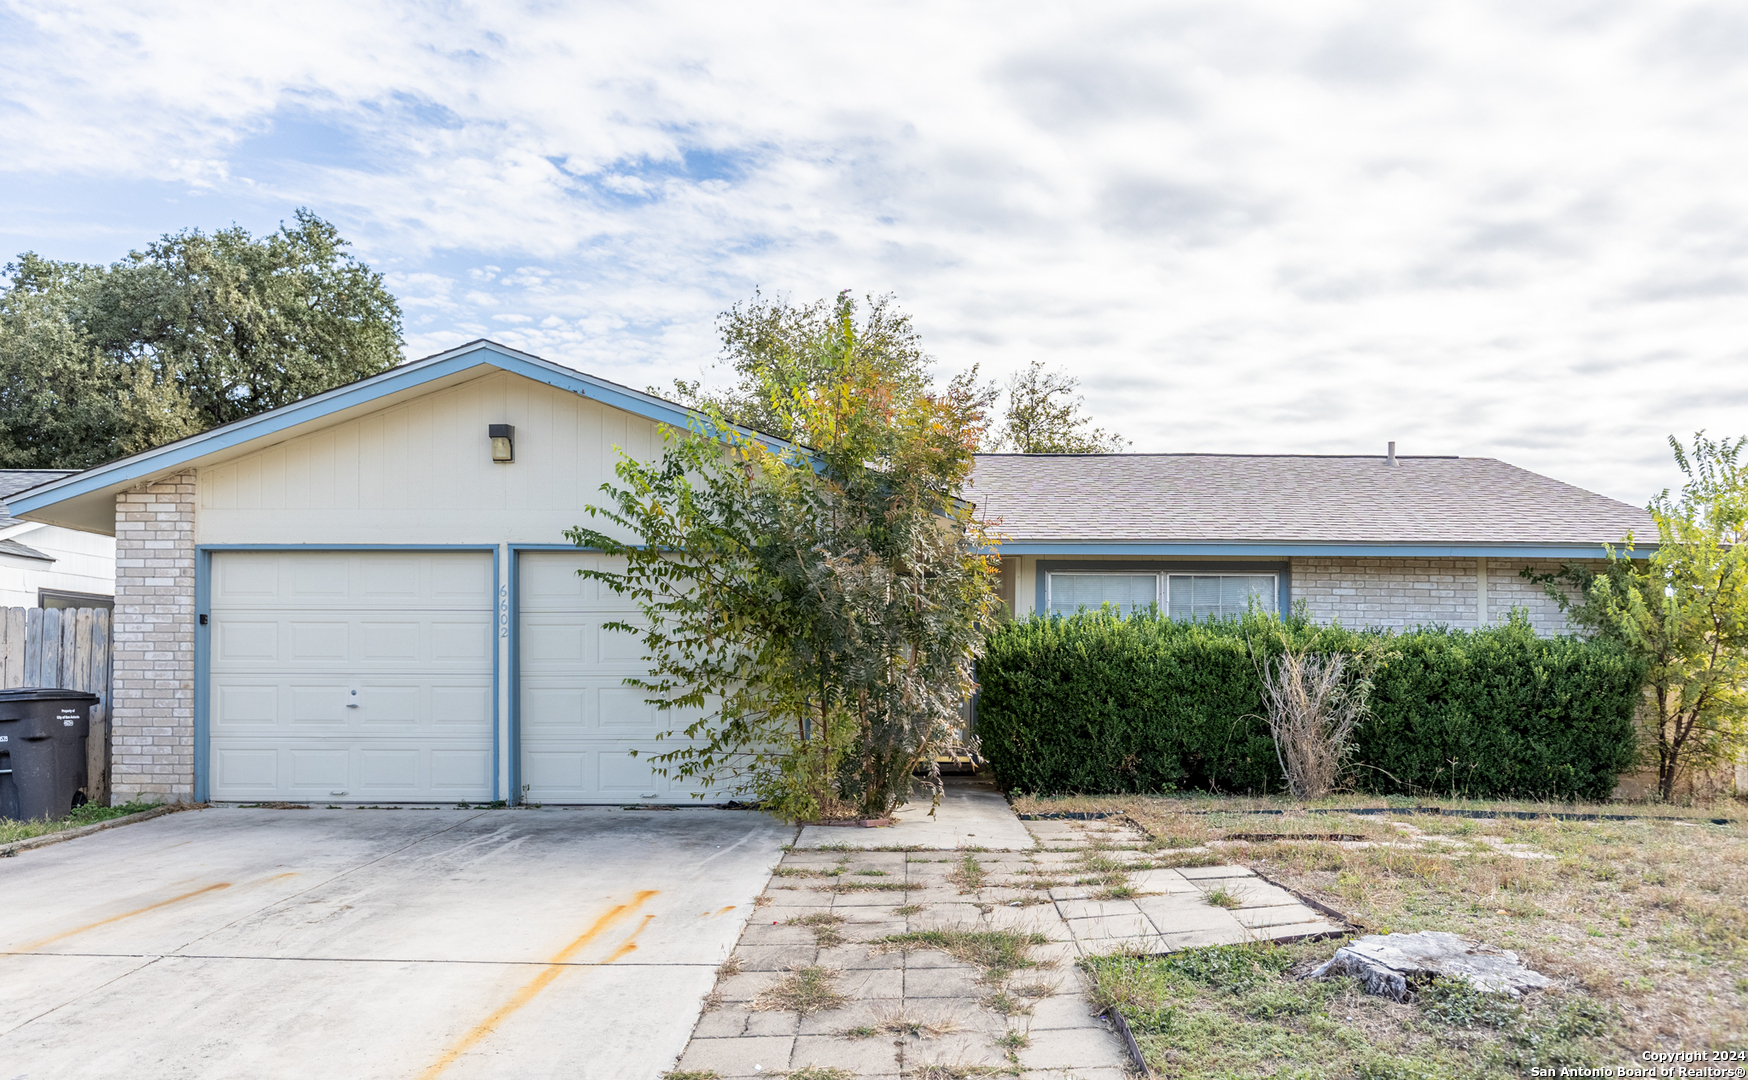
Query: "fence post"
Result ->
[[2, 607, 22, 687], [24, 607, 41, 686]]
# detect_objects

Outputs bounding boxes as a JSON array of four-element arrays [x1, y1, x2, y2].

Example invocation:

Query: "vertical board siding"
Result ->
[[0, 606, 116, 806], [196, 370, 669, 545]]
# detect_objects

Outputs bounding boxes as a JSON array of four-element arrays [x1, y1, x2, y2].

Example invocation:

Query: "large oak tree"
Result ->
[[0, 210, 402, 469]]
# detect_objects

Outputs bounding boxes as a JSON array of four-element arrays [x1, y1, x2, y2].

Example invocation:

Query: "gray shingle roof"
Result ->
[[0, 538, 52, 562], [0, 470, 75, 530], [968, 454, 1653, 545]]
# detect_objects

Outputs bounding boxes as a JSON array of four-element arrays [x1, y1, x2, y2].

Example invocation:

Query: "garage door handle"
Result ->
[[346, 703, 359, 709]]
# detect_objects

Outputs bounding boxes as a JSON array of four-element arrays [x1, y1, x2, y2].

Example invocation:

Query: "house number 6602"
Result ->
[[499, 585, 510, 638]]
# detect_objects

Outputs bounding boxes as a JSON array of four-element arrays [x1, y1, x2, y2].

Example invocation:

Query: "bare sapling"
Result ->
[[1259, 646, 1376, 798]]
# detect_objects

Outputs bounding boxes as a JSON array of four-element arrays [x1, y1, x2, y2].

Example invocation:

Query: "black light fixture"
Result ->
[[489, 424, 515, 463]]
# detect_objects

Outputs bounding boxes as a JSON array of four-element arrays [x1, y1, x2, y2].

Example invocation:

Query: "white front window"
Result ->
[[1165, 574, 1277, 620], [1045, 573, 1161, 617], [1046, 571, 1278, 619]]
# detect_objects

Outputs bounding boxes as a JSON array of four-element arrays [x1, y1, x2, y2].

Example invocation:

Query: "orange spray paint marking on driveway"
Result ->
[[20, 883, 233, 952], [417, 890, 660, 1080], [603, 914, 656, 963]]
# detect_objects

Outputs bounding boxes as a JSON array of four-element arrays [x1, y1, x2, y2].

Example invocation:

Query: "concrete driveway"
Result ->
[[0, 806, 792, 1079]]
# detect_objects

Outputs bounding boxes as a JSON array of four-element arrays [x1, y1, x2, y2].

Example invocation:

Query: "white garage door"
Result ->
[[518, 552, 711, 803], [208, 550, 496, 803]]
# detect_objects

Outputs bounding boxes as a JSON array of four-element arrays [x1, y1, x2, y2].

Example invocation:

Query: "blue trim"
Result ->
[[507, 546, 522, 803], [996, 542, 1648, 559], [193, 548, 211, 802], [491, 545, 502, 803], [9, 340, 788, 519], [195, 544, 504, 551], [1034, 558, 1291, 617], [194, 544, 501, 803]]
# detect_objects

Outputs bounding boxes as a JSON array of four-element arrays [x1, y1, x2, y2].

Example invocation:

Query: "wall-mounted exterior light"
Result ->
[[489, 424, 515, 463]]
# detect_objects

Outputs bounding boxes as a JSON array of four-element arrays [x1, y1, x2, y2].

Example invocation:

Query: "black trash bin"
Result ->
[[0, 689, 100, 822]]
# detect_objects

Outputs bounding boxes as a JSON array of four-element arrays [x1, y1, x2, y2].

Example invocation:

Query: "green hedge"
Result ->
[[974, 610, 1645, 801]]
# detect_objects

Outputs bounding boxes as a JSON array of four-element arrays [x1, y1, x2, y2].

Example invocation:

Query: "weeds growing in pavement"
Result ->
[[1203, 885, 1243, 909], [786, 912, 847, 947], [752, 965, 848, 1015], [878, 929, 1050, 982]]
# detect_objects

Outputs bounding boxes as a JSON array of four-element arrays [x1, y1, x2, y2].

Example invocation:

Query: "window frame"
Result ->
[[1036, 560, 1290, 619]]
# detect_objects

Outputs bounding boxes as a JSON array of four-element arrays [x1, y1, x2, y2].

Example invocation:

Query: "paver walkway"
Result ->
[[1027, 817, 1345, 955], [668, 793, 1348, 1080]]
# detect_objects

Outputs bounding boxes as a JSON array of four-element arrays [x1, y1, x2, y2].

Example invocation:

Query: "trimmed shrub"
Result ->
[[974, 610, 1644, 801]]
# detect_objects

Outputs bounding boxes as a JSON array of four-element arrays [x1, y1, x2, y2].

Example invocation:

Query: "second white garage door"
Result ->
[[518, 552, 712, 803], [208, 550, 496, 803]]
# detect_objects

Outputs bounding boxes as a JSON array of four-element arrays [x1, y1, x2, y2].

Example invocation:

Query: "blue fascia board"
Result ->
[[8, 341, 784, 519], [985, 541, 1650, 559]]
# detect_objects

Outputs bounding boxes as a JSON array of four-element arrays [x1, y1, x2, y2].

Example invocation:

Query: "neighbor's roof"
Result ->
[[0, 470, 74, 518], [970, 454, 1653, 550], [0, 470, 73, 561]]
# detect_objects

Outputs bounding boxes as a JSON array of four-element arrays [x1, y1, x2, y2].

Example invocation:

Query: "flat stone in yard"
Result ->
[[1312, 930, 1553, 1001]]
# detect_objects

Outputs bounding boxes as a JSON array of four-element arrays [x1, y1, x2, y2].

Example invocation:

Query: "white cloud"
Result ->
[[4, 0, 1748, 503]]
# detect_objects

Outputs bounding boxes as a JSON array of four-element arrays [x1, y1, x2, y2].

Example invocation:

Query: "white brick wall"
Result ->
[[111, 471, 196, 802], [1291, 557, 1590, 635]]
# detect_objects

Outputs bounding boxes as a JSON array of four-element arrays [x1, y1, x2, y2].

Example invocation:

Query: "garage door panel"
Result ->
[[216, 684, 278, 724], [214, 748, 278, 791], [209, 551, 494, 803], [358, 558, 420, 598], [290, 559, 350, 598], [519, 745, 714, 802], [360, 750, 420, 788], [432, 685, 493, 725], [287, 685, 349, 724], [359, 622, 420, 661], [291, 750, 350, 788], [431, 749, 493, 791], [522, 619, 586, 663], [520, 685, 587, 731], [432, 557, 494, 598], [216, 557, 280, 599], [431, 621, 493, 662], [216, 621, 280, 662], [214, 741, 494, 800], [597, 630, 646, 664], [521, 554, 627, 598], [599, 686, 660, 730], [358, 685, 421, 723], [289, 622, 349, 661]]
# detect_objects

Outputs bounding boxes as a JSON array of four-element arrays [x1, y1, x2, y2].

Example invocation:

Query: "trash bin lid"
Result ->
[[0, 688, 100, 704]]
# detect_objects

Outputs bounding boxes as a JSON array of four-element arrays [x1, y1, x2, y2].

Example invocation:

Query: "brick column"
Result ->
[[112, 471, 197, 802]]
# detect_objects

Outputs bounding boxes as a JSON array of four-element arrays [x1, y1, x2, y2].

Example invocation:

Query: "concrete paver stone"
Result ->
[[1178, 863, 1259, 879]]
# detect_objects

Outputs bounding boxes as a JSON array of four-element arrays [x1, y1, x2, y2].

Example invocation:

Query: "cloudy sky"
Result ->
[[3, 1, 1746, 504]]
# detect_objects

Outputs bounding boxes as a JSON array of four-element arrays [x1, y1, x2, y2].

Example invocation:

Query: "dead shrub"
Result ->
[[1257, 645, 1377, 798]]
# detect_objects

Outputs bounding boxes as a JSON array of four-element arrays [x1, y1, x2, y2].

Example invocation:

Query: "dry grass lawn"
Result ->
[[1016, 792, 1747, 1074]]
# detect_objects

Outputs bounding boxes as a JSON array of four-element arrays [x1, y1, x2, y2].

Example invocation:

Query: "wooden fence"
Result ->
[[0, 607, 113, 806]]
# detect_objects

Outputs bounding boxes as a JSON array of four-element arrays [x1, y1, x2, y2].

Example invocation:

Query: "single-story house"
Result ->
[[0, 470, 116, 609], [8, 340, 1653, 808], [970, 452, 1652, 635]]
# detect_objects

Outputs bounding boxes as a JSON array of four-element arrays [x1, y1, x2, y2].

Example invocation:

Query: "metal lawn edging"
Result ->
[[1107, 999, 1153, 1079]]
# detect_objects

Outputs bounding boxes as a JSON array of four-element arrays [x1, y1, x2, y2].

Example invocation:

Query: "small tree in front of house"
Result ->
[[1529, 433, 1748, 801], [570, 291, 1001, 820]]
